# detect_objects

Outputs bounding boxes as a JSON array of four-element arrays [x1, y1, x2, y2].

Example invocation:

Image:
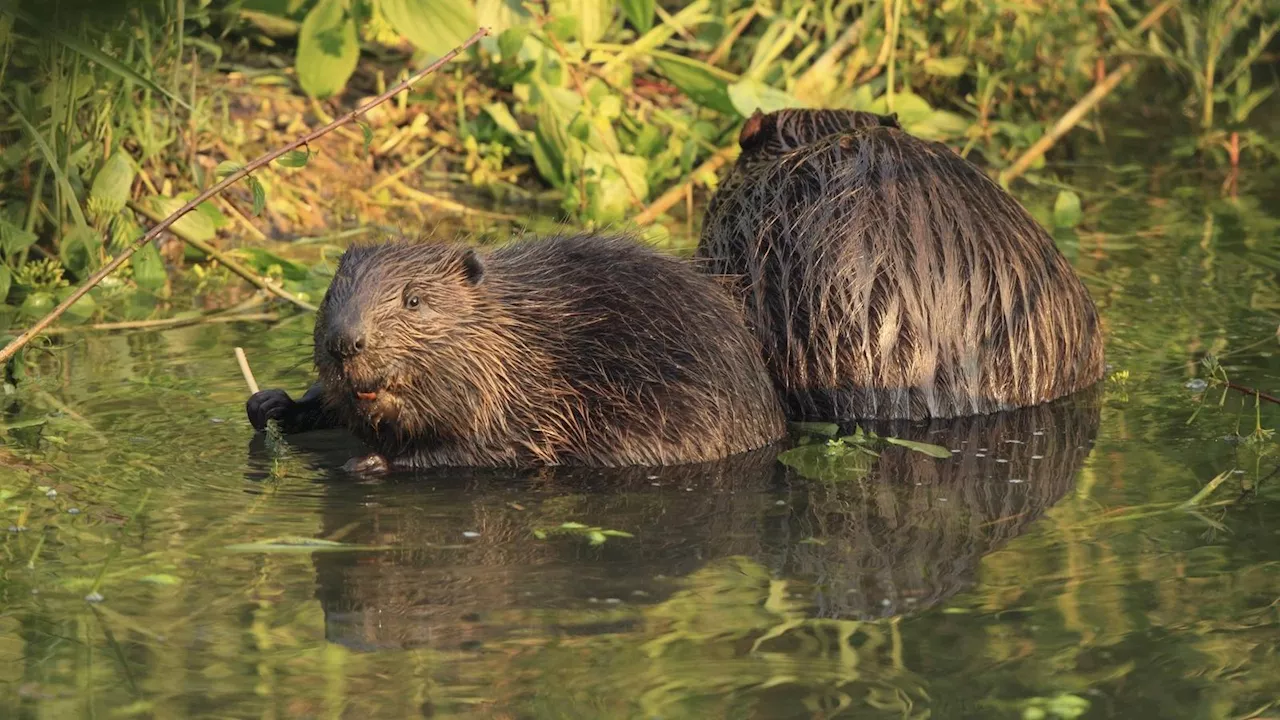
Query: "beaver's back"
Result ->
[[697, 118, 1105, 421]]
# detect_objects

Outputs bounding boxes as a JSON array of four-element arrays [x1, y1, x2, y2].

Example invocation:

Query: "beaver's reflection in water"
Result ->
[[290, 391, 1098, 652]]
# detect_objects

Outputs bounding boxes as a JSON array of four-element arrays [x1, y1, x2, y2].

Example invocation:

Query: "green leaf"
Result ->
[[600, 529, 634, 538], [139, 574, 182, 585], [1053, 190, 1083, 228], [54, 286, 98, 324], [882, 436, 952, 459], [0, 218, 38, 256], [587, 530, 607, 545], [380, 0, 477, 57], [483, 102, 526, 138], [727, 78, 799, 118], [248, 177, 267, 216], [144, 197, 216, 242], [790, 421, 840, 437], [276, 150, 311, 168], [233, 247, 310, 282], [296, 0, 360, 99], [224, 536, 389, 552], [584, 151, 648, 224], [131, 241, 167, 292], [2, 98, 89, 230], [558, 521, 588, 530], [549, 0, 612, 43], [923, 56, 969, 77], [618, 0, 654, 33], [654, 56, 736, 115], [479, 0, 532, 41], [215, 161, 244, 179], [357, 121, 374, 154], [90, 152, 136, 214], [0, 266, 10, 305], [18, 292, 54, 320]]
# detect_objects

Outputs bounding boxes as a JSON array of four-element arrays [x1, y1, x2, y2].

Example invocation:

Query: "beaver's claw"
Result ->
[[246, 389, 295, 431]]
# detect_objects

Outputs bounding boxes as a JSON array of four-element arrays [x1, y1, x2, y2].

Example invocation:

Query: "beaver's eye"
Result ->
[[404, 295, 421, 309]]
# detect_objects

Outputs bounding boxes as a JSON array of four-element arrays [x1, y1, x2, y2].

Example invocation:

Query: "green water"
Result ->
[[3, 168, 1280, 720]]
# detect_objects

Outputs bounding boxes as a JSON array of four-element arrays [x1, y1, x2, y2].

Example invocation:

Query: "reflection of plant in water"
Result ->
[[779, 426, 950, 483], [531, 521, 633, 546]]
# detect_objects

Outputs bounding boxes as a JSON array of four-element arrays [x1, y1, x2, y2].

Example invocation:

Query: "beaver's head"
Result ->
[[738, 108, 901, 158], [313, 241, 490, 439]]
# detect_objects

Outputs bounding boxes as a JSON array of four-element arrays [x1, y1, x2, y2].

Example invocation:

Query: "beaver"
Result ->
[[246, 233, 786, 471], [695, 107, 1105, 421]]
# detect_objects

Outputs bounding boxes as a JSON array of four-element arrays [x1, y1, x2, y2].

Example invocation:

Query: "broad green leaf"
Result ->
[[90, 152, 136, 214], [619, 0, 654, 33], [296, 0, 359, 99], [483, 102, 526, 138], [654, 56, 735, 115], [52, 285, 98, 324], [478, 0, 531, 40], [18, 292, 54, 320], [549, 0, 612, 43], [923, 56, 969, 77], [559, 522, 588, 529], [727, 78, 799, 117], [1053, 190, 1083, 228], [131, 241, 167, 292], [882, 436, 952, 458], [276, 150, 311, 168], [380, 0, 477, 58], [907, 110, 971, 141], [0, 218, 37, 256], [144, 197, 217, 243], [600, 529, 634, 538], [587, 531, 607, 545]]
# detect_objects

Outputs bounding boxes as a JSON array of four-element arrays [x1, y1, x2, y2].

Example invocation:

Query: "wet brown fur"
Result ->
[[696, 108, 1106, 420], [305, 233, 786, 468]]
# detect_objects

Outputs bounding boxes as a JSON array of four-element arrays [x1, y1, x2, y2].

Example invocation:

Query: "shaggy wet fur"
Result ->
[[696, 108, 1106, 420], [247, 233, 786, 469]]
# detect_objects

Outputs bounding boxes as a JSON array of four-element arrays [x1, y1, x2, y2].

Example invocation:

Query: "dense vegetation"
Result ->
[[0, 0, 1277, 342]]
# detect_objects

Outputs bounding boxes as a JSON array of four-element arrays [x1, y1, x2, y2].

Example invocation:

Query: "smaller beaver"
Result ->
[[246, 233, 786, 471]]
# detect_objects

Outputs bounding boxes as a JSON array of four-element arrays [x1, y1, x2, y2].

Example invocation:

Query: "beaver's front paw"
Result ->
[[246, 389, 295, 431], [343, 453, 390, 475]]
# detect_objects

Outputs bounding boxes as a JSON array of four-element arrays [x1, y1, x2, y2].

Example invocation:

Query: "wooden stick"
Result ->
[[1225, 381, 1280, 406], [235, 347, 260, 394], [0, 27, 490, 366]]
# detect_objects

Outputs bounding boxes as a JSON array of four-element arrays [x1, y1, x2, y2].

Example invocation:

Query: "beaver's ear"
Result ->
[[739, 109, 768, 151], [460, 248, 485, 285]]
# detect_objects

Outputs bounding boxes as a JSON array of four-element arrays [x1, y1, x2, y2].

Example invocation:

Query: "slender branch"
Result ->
[[36, 312, 279, 336], [128, 200, 318, 311], [0, 27, 491, 366], [1224, 381, 1280, 406], [235, 347, 260, 394]]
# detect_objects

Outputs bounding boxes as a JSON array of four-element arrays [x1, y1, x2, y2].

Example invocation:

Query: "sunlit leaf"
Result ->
[[139, 574, 182, 585], [727, 78, 799, 117], [778, 442, 875, 483], [215, 161, 244, 179], [882, 436, 952, 458], [296, 0, 359, 99], [1053, 190, 1083, 228], [89, 152, 136, 214], [478, 0, 531, 40], [380, 0, 477, 57], [923, 56, 969, 77], [144, 196, 216, 242], [549, 0, 612, 43]]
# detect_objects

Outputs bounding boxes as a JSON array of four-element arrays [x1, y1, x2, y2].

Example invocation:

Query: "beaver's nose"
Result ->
[[327, 330, 365, 360]]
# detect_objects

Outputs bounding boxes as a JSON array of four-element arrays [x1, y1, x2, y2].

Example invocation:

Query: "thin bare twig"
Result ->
[[0, 27, 490, 366], [1224, 381, 1280, 406], [235, 348, 260, 394]]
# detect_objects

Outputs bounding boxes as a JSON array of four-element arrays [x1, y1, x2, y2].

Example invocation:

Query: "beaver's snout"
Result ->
[[324, 316, 367, 361]]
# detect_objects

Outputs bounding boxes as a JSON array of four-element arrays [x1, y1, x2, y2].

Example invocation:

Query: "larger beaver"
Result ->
[[246, 233, 786, 470], [696, 108, 1105, 421]]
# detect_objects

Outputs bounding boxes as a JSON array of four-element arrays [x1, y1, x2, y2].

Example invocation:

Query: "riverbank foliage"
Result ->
[[0, 0, 1277, 335]]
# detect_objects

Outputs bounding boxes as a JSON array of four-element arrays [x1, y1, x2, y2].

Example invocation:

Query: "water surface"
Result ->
[[2, 162, 1279, 719]]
